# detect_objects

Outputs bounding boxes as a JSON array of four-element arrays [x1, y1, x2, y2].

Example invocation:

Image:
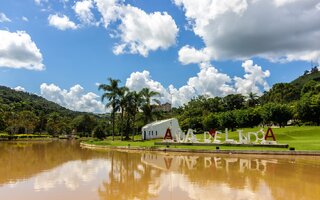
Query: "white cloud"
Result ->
[[113, 5, 179, 57], [22, 16, 29, 22], [126, 60, 269, 107], [40, 83, 106, 113], [48, 14, 78, 30], [175, 0, 320, 63], [125, 70, 171, 103], [0, 12, 11, 22], [54, 0, 179, 56], [0, 30, 44, 70], [14, 86, 26, 92], [73, 0, 95, 25], [94, 0, 122, 28], [234, 60, 270, 95], [178, 45, 210, 65]]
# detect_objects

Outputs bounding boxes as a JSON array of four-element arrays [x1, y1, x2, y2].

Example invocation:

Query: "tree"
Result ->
[[235, 108, 262, 128], [297, 94, 320, 125], [301, 80, 320, 96], [46, 112, 63, 136], [124, 91, 143, 140], [19, 110, 39, 134], [223, 94, 245, 110], [203, 113, 220, 130], [246, 92, 259, 107], [99, 78, 121, 141], [262, 103, 293, 127], [72, 114, 97, 137], [260, 83, 300, 104], [93, 125, 106, 140], [140, 88, 160, 124], [118, 86, 129, 140], [311, 66, 319, 74], [219, 111, 238, 131]]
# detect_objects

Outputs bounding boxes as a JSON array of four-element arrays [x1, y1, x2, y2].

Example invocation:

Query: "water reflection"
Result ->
[[34, 159, 111, 191], [0, 141, 320, 200]]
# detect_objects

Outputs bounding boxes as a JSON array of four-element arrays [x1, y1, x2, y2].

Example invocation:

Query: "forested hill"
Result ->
[[0, 86, 79, 116], [291, 70, 320, 89], [260, 68, 320, 104], [0, 86, 108, 136]]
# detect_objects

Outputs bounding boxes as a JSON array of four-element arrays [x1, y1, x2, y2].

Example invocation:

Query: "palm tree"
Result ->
[[99, 78, 120, 141], [118, 86, 129, 140], [128, 91, 143, 141], [121, 91, 141, 140], [247, 92, 259, 107], [139, 88, 160, 124]]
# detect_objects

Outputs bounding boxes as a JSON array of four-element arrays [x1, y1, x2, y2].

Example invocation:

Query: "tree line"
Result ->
[[0, 69, 319, 140]]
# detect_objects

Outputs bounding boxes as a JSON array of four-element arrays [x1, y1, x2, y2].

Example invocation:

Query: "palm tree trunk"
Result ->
[[112, 112, 115, 141], [132, 115, 135, 141], [120, 108, 124, 140]]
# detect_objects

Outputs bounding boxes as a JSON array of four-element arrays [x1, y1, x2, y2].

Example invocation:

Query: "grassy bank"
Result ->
[[0, 133, 53, 140], [85, 126, 320, 151]]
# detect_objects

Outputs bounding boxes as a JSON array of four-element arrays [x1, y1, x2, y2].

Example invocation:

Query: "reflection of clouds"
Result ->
[[149, 173, 272, 200], [34, 159, 111, 191]]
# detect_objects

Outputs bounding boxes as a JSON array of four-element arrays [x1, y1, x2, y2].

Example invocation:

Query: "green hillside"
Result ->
[[0, 86, 79, 116], [260, 68, 320, 104], [0, 86, 108, 136], [291, 70, 320, 89]]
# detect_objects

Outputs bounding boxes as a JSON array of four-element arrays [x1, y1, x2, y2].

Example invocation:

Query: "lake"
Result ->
[[0, 141, 319, 200]]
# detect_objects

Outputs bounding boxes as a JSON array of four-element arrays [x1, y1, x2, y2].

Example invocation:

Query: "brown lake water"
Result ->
[[0, 141, 320, 200]]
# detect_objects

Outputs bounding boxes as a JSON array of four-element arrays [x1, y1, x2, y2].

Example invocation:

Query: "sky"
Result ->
[[0, 0, 319, 113]]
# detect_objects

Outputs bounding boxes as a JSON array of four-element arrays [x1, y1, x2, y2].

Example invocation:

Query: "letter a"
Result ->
[[164, 128, 173, 140], [264, 128, 276, 141]]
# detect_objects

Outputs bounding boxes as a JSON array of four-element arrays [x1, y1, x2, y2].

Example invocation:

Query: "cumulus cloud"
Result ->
[[40, 83, 105, 113], [48, 14, 78, 30], [125, 70, 171, 102], [42, 1, 178, 56], [92, 1, 178, 56], [0, 30, 44, 70], [94, 0, 121, 28], [14, 86, 26, 92], [126, 60, 269, 107], [113, 5, 179, 57], [178, 45, 210, 65], [0, 12, 11, 22], [175, 0, 320, 63], [234, 60, 270, 95], [73, 0, 95, 25]]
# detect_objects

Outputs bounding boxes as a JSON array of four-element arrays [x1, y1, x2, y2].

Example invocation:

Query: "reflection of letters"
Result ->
[[164, 157, 173, 170], [239, 159, 249, 173], [224, 158, 238, 173], [142, 153, 278, 176], [204, 157, 212, 168], [214, 157, 223, 169]]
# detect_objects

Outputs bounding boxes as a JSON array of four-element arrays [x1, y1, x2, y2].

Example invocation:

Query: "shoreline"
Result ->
[[80, 142, 320, 156]]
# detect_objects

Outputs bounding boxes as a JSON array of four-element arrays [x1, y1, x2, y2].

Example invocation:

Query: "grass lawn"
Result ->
[[85, 126, 320, 151]]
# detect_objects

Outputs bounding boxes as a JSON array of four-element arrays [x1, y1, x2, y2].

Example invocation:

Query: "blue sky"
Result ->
[[0, 0, 319, 113]]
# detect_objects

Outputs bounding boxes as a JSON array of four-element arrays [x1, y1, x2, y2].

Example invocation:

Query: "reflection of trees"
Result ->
[[98, 151, 162, 200]]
